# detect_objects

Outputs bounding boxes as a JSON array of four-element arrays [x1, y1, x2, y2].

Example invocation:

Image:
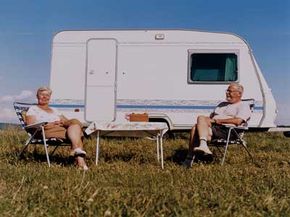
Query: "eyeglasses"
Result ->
[[226, 89, 240, 93]]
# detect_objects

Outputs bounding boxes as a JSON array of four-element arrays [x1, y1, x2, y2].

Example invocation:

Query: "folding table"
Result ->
[[85, 121, 168, 169]]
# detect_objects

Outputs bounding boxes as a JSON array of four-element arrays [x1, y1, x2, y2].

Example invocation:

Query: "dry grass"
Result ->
[[0, 128, 289, 216]]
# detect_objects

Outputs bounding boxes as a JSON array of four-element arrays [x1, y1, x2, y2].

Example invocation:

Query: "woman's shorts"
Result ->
[[44, 119, 83, 139]]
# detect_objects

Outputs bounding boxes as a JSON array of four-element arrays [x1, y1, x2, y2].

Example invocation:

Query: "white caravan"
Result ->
[[49, 29, 277, 131]]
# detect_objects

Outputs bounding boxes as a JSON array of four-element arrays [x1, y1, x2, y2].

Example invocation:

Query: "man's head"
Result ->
[[225, 83, 243, 103]]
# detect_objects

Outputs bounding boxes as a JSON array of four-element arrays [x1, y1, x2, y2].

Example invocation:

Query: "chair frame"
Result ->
[[210, 98, 255, 165], [14, 102, 71, 167], [211, 125, 254, 165]]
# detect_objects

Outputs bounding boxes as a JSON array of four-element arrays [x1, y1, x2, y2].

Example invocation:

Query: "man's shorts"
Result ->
[[210, 125, 239, 140]]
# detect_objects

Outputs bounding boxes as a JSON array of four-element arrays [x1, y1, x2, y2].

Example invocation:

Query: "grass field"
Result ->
[[0, 128, 289, 216]]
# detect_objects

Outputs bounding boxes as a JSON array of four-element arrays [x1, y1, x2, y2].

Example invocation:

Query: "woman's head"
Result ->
[[37, 86, 52, 97], [36, 86, 52, 105]]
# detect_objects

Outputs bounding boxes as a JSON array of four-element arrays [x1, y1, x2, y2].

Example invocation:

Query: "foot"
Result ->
[[194, 145, 213, 155], [76, 156, 89, 171], [78, 164, 89, 171]]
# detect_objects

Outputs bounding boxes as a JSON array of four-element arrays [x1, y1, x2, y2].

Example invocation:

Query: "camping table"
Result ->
[[85, 121, 168, 169]]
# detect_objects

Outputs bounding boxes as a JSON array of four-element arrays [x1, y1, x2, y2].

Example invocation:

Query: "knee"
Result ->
[[191, 124, 196, 131], [197, 115, 207, 123], [70, 119, 82, 126], [66, 119, 83, 128]]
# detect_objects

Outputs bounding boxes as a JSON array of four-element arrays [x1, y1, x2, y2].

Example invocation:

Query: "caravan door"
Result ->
[[85, 39, 117, 122]]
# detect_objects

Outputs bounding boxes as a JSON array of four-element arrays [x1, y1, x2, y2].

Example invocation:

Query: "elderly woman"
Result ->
[[26, 86, 88, 170]]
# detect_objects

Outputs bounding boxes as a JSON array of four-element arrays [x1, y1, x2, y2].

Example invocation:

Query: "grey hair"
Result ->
[[36, 86, 52, 96], [229, 82, 244, 94]]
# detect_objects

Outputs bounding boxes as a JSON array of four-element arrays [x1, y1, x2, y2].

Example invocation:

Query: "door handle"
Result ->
[[89, 70, 94, 75]]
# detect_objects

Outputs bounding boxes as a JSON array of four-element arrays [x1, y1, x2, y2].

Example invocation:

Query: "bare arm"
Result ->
[[25, 115, 38, 125], [26, 114, 68, 128], [211, 117, 244, 126]]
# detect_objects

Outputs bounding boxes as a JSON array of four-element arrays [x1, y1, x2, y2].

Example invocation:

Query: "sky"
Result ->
[[0, 0, 289, 125]]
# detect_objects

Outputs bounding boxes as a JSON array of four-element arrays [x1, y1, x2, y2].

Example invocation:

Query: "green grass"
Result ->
[[0, 128, 289, 216]]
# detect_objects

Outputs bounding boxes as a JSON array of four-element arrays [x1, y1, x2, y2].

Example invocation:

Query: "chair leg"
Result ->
[[240, 141, 254, 162], [50, 146, 59, 156], [215, 145, 224, 155], [221, 127, 233, 165], [19, 138, 32, 157], [19, 130, 39, 157], [41, 126, 51, 167], [232, 129, 254, 163]]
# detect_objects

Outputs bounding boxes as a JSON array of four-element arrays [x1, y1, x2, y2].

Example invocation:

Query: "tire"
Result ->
[[283, 131, 290, 137]]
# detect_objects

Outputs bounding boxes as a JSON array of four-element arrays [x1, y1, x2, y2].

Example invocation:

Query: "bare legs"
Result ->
[[196, 115, 212, 141], [187, 116, 213, 158], [67, 123, 88, 169]]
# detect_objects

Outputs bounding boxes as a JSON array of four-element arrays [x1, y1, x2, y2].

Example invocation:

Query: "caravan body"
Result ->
[[50, 30, 277, 130]]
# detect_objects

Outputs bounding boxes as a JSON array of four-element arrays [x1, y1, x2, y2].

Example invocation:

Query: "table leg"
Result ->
[[156, 134, 160, 162], [160, 131, 164, 169], [96, 130, 100, 165]]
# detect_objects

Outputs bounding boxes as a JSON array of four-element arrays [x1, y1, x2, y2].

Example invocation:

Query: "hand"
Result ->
[[53, 120, 64, 126], [211, 119, 216, 124], [45, 121, 62, 127]]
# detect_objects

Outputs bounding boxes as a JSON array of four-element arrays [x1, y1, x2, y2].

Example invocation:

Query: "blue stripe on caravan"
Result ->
[[117, 105, 216, 110], [50, 104, 264, 111], [50, 104, 84, 108]]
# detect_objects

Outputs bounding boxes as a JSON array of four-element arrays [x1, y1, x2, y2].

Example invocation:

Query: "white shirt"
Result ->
[[212, 101, 252, 124], [26, 105, 61, 123]]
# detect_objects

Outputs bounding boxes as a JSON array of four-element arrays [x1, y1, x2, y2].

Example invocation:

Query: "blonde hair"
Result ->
[[36, 86, 52, 96]]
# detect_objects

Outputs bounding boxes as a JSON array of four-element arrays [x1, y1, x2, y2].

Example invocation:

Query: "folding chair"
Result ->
[[210, 99, 255, 165], [13, 102, 71, 167]]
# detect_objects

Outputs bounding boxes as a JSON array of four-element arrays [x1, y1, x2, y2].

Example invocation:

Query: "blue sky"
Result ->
[[0, 0, 289, 124]]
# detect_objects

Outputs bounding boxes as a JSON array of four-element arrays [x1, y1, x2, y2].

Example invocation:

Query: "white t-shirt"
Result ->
[[212, 101, 252, 124], [26, 105, 61, 123]]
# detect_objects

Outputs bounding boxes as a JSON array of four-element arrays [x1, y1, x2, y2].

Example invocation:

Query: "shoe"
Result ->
[[194, 146, 213, 155], [182, 154, 195, 168], [72, 148, 87, 157]]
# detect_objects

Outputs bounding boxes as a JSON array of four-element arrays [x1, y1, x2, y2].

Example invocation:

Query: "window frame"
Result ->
[[187, 49, 240, 84]]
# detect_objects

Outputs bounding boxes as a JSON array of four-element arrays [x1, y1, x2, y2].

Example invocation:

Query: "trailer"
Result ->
[[49, 29, 277, 131]]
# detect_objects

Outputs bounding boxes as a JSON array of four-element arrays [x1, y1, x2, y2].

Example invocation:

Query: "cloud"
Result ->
[[0, 90, 34, 102], [0, 90, 34, 123], [0, 107, 18, 123]]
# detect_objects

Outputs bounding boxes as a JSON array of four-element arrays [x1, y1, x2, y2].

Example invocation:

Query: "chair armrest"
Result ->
[[222, 124, 248, 130], [24, 122, 48, 130]]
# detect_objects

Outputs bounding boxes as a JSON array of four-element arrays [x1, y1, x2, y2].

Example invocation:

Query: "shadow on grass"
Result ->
[[167, 148, 188, 165], [168, 148, 221, 166], [19, 152, 75, 166], [102, 152, 136, 162], [2, 148, 76, 166]]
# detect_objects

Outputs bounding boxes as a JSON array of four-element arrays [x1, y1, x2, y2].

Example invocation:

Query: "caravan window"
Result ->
[[189, 53, 238, 82]]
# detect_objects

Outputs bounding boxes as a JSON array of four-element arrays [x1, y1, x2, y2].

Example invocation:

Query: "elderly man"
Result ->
[[184, 83, 251, 166]]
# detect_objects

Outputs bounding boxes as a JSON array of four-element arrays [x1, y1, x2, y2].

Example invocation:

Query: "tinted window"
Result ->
[[190, 53, 238, 82]]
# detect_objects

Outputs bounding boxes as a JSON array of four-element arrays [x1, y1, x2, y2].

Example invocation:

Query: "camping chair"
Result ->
[[13, 102, 71, 167], [210, 99, 255, 165]]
